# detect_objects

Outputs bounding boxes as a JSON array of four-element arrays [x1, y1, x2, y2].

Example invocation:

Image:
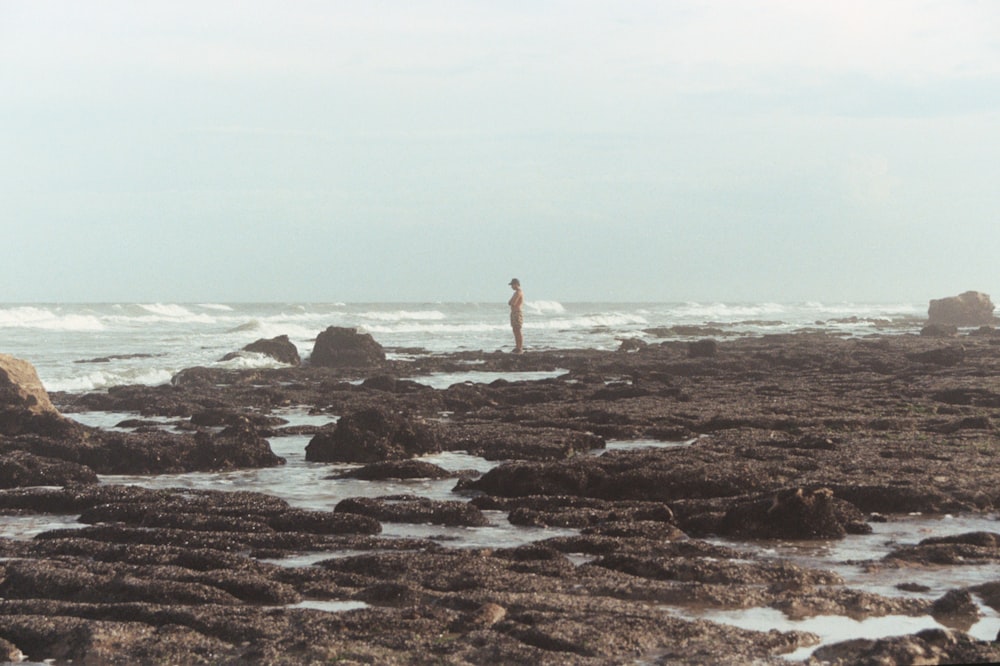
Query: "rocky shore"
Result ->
[[1, 326, 1000, 664]]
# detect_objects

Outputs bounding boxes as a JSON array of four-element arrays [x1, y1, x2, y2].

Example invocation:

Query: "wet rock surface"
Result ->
[[1, 333, 998, 663], [221, 334, 301, 366]]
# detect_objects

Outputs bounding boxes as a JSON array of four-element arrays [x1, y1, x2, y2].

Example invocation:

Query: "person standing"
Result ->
[[508, 278, 524, 353]]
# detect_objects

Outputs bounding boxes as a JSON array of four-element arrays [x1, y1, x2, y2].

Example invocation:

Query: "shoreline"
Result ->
[[1, 329, 999, 663]]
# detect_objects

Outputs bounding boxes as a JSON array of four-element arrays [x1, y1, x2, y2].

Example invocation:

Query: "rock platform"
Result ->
[[1, 332, 999, 663]]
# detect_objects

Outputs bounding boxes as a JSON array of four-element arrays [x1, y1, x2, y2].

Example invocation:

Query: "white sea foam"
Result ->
[[532, 313, 649, 329], [358, 310, 447, 322], [361, 322, 505, 334], [196, 303, 235, 311], [250, 322, 320, 342], [672, 302, 789, 320], [0, 306, 104, 331], [217, 352, 293, 370], [228, 320, 262, 333], [526, 300, 566, 314], [135, 303, 218, 323], [138, 303, 197, 318], [46, 367, 176, 393]]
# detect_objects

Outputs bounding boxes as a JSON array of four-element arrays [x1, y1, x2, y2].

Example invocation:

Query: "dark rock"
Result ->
[[223, 334, 300, 366], [305, 407, 440, 463], [335, 495, 490, 527], [189, 422, 285, 471], [920, 323, 958, 337], [0, 450, 98, 488], [928, 290, 995, 326], [969, 325, 1000, 337], [451, 602, 507, 632], [884, 534, 1000, 565], [645, 325, 727, 337], [359, 375, 425, 393], [441, 422, 604, 461], [688, 339, 718, 358], [930, 589, 983, 631], [921, 531, 1000, 548], [809, 628, 1000, 666], [334, 459, 453, 480], [267, 508, 382, 535], [617, 338, 647, 352], [717, 488, 864, 540], [309, 326, 385, 368], [906, 346, 965, 366], [354, 581, 424, 606]]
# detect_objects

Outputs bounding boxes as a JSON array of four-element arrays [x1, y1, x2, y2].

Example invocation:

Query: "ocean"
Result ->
[[1, 300, 927, 394]]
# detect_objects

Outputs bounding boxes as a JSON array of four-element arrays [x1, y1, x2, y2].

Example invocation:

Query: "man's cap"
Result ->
[[509, 278, 520, 286]]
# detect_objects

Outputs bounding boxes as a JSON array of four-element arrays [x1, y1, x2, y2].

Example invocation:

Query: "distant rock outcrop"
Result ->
[[928, 291, 995, 327], [222, 335, 301, 366], [309, 327, 385, 368]]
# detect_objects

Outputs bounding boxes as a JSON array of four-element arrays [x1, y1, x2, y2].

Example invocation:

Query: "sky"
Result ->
[[2, 1, 999, 303]]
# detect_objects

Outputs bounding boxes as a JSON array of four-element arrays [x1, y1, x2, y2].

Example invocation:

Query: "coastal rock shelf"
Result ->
[[2, 332, 1000, 663]]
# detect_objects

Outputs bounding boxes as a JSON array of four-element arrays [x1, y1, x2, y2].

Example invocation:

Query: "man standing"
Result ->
[[508, 278, 524, 353]]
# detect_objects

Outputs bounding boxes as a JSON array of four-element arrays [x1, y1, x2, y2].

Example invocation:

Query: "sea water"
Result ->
[[0, 301, 925, 393]]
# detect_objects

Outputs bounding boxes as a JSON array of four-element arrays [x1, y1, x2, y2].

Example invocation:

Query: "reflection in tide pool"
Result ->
[[692, 512, 1000, 660], [665, 605, 1000, 661], [0, 513, 84, 540], [710, 513, 1000, 600], [100, 435, 470, 511], [408, 369, 567, 389], [597, 438, 698, 455], [379, 510, 577, 550], [285, 600, 369, 613]]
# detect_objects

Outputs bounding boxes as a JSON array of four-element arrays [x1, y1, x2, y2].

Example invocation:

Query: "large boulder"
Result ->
[[309, 327, 385, 368], [305, 407, 439, 463], [222, 335, 300, 366], [928, 291, 995, 326], [0, 450, 98, 488], [0, 355, 76, 436], [717, 487, 869, 540]]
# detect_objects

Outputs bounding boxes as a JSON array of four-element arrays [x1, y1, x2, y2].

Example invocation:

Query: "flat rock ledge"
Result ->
[[1, 332, 998, 663]]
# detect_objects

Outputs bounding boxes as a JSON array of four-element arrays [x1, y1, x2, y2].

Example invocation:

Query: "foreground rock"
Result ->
[[17, 331, 1000, 663], [0, 354, 77, 437], [805, 628, 1000, 666], [305, 406, 440, 462]]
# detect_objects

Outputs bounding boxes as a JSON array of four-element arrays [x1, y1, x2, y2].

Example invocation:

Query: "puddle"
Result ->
[[685, 512, 1000, 660], [709, 513, 1000, 600], [285, 599, 368, 613], [270, 407, 338, 429], [417, 450, 502, 474], [379, 510, 578, 550], [595, 438, 697, 455], [69, 410, 182, 431], [0, 514, 83, 540], [664, 603, 1000, 661], [408, 369, 567, 389], [259, 551, 376, 568]]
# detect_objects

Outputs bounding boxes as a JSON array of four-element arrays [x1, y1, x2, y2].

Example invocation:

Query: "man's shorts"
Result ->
[[510, 310, 524, 329]]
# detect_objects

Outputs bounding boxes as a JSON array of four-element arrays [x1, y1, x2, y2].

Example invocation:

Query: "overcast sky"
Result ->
[[2, 1, 998, 303]]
